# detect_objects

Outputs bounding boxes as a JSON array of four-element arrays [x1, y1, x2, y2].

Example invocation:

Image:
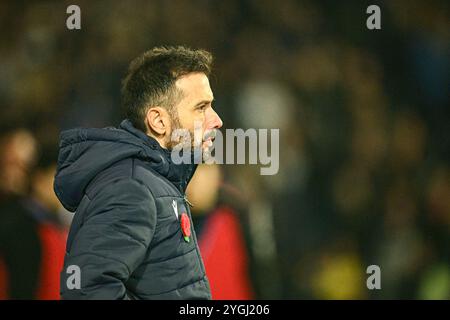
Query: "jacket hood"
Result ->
[[54, 119, 196, 212]]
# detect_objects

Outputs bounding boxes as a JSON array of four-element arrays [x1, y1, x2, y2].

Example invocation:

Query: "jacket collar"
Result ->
[[119, 119, 197, 194]]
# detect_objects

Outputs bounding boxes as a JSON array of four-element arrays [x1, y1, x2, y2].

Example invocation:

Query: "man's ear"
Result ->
[[145, 107, 170, 136]]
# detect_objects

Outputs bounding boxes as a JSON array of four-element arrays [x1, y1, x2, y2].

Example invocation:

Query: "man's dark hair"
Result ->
[[121, 46, 213, 132]]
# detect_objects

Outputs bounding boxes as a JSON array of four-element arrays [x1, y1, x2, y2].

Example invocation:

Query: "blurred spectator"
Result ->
[[0, 129, 37, 196], [0, 132, 67, 299]]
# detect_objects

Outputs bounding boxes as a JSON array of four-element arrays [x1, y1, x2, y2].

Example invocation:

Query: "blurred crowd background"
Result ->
[[0, 0, 449, 299]]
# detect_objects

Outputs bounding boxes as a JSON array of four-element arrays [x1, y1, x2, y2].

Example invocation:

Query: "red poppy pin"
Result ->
[[180, 213, 191, 243]]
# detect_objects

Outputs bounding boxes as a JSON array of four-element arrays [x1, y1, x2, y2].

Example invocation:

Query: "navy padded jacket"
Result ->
[[54, 119, 211, 300]]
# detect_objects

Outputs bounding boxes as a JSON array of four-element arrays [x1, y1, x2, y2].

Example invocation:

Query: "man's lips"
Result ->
[[203, 129, 216, 140], [202, 130, 217, 148], [203, 137, 214, 148]]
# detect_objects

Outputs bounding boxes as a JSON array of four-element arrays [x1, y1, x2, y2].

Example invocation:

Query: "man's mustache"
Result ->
[[203, 129, 217, 141]]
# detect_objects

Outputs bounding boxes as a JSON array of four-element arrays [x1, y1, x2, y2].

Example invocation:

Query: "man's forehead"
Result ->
[[175, 72, 214, 101]]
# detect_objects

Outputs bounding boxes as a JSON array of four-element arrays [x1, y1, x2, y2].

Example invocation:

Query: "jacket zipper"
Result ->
[[184, 195, 194, 208]]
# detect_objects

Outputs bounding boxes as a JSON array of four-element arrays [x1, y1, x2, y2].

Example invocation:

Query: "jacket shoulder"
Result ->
[[85, 158, 180, 201]]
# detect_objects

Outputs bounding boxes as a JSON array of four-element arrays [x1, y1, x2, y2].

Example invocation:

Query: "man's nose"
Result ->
[[208, 108, 223, 129]]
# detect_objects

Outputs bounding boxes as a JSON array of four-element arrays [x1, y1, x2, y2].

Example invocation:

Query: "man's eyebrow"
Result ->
[[194, 98, 214, 107]]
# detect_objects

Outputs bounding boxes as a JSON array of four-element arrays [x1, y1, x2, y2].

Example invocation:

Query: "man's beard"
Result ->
[[165, 113, 217, 158], [165, 112, 193, 151]]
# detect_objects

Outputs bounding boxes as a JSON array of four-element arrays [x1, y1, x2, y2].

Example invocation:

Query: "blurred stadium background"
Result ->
[[0, 0, 449, 299]]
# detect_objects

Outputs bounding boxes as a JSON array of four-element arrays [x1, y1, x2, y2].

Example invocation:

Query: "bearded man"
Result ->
[[54, 46, 223, 299]]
